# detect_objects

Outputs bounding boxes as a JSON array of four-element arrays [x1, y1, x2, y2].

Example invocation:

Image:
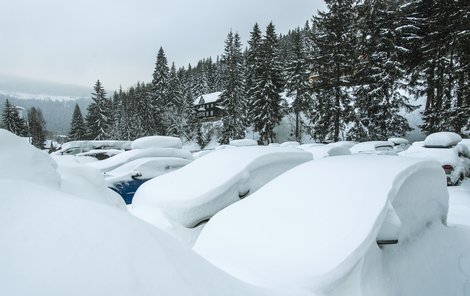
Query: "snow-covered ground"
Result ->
[[2, 129, 470, 296]]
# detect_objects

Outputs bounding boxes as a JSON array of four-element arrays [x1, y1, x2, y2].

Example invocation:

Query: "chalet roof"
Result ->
[[193, 91, 222, 106]]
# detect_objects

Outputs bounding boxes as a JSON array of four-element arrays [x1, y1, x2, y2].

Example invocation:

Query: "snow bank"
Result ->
[[0, 129, 60, 188], [0, 180, 301, 296], [230, 139, 258, 147], [194, 155, 448, 292], [0, 129, 126, 209], [87, 147, 193, 172], [424, 131, 462, 148], [131, 146, 312, 233], [131, 135, 183, 149]]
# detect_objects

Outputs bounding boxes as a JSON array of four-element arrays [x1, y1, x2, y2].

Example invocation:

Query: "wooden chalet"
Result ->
[[193, 91, 224, 121]]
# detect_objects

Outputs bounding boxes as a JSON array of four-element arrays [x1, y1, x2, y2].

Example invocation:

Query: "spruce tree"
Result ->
[[2, 99, 27, 136], [166, 62, 185, 136], [285, 29, 312, 142], [312, 0, 356, 141], [68, 103, 86, 140], [86, 80, 112, 140], [348, 0, 414, 141], [151, 47, 170, 135], [28, 107, 46, 149], [219, 31, 247, 144], [248, 22, 285, 144]]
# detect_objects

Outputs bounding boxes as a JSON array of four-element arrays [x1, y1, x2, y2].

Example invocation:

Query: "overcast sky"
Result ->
[[0, 0, 326, 90]]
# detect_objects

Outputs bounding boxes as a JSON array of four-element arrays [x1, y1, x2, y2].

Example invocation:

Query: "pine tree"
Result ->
[[248, 22, 285, 144], [312, 0, 356, 142], [151, 47, 170, 135], [86, 80, 112, 140], [219, 31, 247, 144], [166, 62, 185, 136], [246, 23, 263, 114], [2, 99, 27, 136], [348, 0, 414, 141], [285, 29, 312, 142], [28, 107, 46, 149], [68, 103, 86, 140]]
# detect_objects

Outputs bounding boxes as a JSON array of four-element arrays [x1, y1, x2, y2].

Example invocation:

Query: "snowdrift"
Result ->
[[0, 129, 60, 188], [131, 146, 312, 236], [0, 180, 300, 296], [0, 129, 125, 209], [424, 131, 462, 147], [194, 155, 448, 292]]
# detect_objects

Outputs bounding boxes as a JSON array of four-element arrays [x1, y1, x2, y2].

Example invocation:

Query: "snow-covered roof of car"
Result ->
[[131, 136, 183, 150], [350, 141, 395, 154], [424, 132, 462, 148]]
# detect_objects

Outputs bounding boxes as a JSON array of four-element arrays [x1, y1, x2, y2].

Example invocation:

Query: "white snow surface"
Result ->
[[424, 131, 462, 147], [447, 179, 470, 226], [87, 147, 193, 172], [131, 146, 312, 235], [194, 155, 448, 293], [131, 135, 183, 149], [0, 180, 303, 296]]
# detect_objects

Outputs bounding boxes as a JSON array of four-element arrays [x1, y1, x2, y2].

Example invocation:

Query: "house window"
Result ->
[[210, 111, 213, 116]]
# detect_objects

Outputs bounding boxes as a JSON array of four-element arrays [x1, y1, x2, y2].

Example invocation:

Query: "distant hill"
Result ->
[[0, 75, 95, 134], [0, 74, 93, 99]]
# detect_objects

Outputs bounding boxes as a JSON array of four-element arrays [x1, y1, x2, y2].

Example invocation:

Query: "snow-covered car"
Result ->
[[53, 140, 132, 156], [76, 149, 123, 160], [400, 132, 470, 185], [194, 155, 448, 292], [350, 141, 397, 155], [86, 147, 193, 173], [388, 137, 410, 152], [300, 144, 351, 160], [131, 146, 312, 243], [105, 157, 191, 204]]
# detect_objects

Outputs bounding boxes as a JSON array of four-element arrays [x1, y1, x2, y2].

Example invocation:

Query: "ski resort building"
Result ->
[[193, 91, 224, 121]]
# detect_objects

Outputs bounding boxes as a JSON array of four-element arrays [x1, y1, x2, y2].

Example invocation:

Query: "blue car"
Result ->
[[105, 157, 191, 204]]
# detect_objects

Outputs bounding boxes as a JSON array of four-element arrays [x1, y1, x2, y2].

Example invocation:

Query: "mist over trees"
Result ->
[[9, 0, 465, 145]]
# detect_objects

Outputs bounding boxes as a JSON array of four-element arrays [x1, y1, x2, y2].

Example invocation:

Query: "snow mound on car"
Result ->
[[424, 132, 462, 148], [131, 136, 183, 149], [194, 155, 448, 291]]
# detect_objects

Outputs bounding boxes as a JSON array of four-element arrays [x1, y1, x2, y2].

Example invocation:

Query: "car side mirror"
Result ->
[[131, 171, 142, 180]]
